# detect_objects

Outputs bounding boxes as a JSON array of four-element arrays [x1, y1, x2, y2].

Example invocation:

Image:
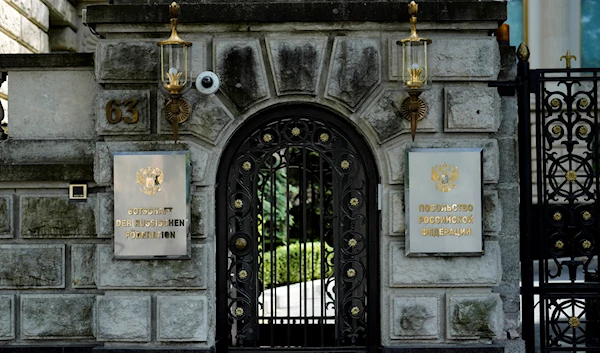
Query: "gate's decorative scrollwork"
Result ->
[[225, 116, 370, 348], [541, 79, 597, 282], [526, 68, 600, 352]]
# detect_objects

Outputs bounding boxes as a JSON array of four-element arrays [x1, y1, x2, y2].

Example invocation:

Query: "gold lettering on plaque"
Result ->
[[431, 163, 458, 193], [136, 167, 164, 195]]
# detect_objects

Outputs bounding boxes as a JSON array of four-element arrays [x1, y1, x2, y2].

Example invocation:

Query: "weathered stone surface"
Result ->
[[31, 0, 50, 30], [86, 2, 507, 23], [391, 295, 439, 339], [71, 244, 96, 288], [503, 311, 521, 335], [157, 295, 207, 342], [40, 31, 49, 52], [191, 193, 205, 238], [0, 164, 93, 182], [97, 41, 158, 82], [390, 37, 499, 80], [445, 86, 500, 132], [186, 36, 207, 80], [21, 295, 95, 339], [8, 70, 97, 139], [20, 196, 96, 238], [326, 37, 381, 111], [385, 139, 499, 184], [12, 0, 33, 22], [266, 37, 327, 95], [389, 189, 404, 235], [431, 38, 500, 79], [214, 38, 269, 110], [500, 235, 520, 283], [41, 0, 77, 28], [498, 184, 519, 237], [81, 26, 100, 53], [0, 295, 14, 340], [158, 90, 234, 144], [495, 283, 520, 314], [21, 17, 42, 51], [447, 293, 502, 339], [496, 96, 518, 137], [0, 140, 95, 164], [483, 190, 501, 235], [49, 27, 77, 52], [0, 196, 12, 238], [95, 90, 151, 135], [97, 244, 207, 289], [504, 337, 526, 353], [0, 53, 93, 68], [362, 87, 441, 143], [97, 295, 151, 341], [97, 193, 113, 238], [0, 1, 21, 37], [0, 245, 64, 288], [95, 141, 212, 186], [389, 241, 501, 287], [498, 137, 519, 183], [498, 46, 517, 82]]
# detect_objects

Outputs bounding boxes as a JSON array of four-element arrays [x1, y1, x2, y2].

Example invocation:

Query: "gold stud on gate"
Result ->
[[235, 238, 247, 251]]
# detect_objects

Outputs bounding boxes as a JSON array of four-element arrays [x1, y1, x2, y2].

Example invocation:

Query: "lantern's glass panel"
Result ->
[[160, 44, 191, 93], [399, 41, 431, 91]]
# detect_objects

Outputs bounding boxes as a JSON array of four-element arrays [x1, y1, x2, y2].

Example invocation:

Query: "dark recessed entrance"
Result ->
[[216, 105, 380, 353]]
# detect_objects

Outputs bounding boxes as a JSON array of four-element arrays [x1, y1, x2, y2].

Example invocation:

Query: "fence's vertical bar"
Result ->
[[517, 43, 535, 353]]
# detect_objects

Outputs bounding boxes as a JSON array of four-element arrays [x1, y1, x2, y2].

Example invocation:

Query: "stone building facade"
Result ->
[[0, 1, 523, 352], [0, 0, 103, 128]]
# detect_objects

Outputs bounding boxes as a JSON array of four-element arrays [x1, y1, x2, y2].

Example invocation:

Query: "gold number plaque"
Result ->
[[106, 99, 139, 124]]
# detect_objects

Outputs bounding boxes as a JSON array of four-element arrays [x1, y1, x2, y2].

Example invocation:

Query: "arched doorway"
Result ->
[[216, 105, 380, 353]]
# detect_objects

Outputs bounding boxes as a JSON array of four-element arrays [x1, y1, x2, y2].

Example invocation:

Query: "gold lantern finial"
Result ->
[[169, 2, 180, 18], [408, 1, 419, 39]]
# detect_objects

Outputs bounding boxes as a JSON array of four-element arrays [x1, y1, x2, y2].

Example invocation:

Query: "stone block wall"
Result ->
[[0, 0, 49, 124], [0, 0, 105, 136], [0, 174, 212, 346], [0, 1, 522, 352]]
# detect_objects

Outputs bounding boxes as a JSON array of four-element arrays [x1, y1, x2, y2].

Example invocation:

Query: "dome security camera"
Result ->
[[195, 71, 220, 95]]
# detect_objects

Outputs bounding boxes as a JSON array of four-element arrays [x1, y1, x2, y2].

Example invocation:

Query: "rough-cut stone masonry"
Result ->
[[0, 1, 520, 352]]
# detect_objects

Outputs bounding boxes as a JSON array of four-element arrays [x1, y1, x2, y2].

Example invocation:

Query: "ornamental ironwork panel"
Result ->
[[217, 108, 378, 352], [519, 62, 600, 353]]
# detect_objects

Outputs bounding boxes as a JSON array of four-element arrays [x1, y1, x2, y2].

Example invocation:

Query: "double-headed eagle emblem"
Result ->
[[431, 163, 458, 193], [136, 166, 164, 196]]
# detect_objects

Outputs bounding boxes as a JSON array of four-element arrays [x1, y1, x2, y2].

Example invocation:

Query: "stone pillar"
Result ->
[[528, 0, 581, 68]]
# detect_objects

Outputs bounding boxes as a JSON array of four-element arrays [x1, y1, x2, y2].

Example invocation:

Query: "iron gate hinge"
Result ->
[[488, 80, 517, 96]]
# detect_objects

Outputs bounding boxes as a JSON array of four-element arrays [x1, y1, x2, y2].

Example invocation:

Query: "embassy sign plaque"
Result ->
[[405, 148, 483, 256], [113, 151, 190, 258]]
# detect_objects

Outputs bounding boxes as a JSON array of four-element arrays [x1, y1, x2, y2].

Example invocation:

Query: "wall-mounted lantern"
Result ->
[[397, 0, 431, 141], [157, 2, 192, 142]]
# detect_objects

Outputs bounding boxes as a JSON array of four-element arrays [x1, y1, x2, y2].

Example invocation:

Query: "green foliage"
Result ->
[[260, 241, 333, 288], [259, 167, 299, 244]]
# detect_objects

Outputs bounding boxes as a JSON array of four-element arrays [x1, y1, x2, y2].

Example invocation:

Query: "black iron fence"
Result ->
[[515, 43, 600, 353]]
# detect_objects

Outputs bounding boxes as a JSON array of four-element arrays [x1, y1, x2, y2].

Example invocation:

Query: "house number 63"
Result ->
[[106, 99, 139, 124]]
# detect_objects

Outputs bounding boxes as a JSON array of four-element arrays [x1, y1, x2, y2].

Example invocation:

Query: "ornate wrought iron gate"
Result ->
[[517, 44, 600, 353], [216, 105, 379, 353]]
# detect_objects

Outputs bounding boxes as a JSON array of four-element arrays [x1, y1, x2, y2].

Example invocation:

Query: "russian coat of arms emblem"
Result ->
[[136, 166, 164, 195], [431, 163, 458, 193]]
